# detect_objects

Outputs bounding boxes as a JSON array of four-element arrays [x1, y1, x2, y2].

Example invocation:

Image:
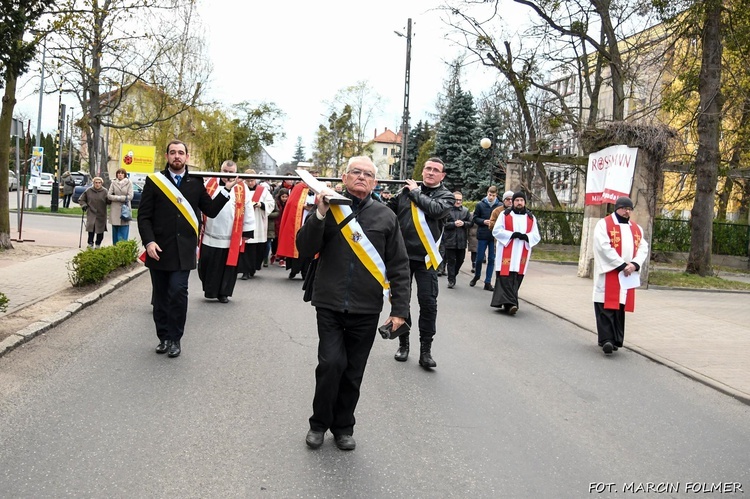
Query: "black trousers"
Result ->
[[87, 232, 104, 246], [444, 247, 466, 284], [401, 259, 438, 344], [149, 269, 190, 342], [310, 307, 379, 437], [594, 302, 626, 347]]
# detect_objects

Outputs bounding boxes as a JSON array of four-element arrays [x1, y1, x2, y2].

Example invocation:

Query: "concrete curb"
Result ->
[[0, 265, 148, 359]]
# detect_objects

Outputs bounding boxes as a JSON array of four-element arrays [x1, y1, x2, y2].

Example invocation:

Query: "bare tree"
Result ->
[[329, 81, 384, 156], [46, 0, 211, 176]]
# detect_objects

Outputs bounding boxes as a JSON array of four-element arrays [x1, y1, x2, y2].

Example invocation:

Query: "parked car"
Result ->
[[7, 170, 18, 191], [28, 172, 54, 193], [72, 181, 142, 209]]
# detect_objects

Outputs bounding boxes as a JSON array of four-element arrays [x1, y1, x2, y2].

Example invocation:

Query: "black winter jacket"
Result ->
[[473, 197, 501, 241], [386, 183, 454, 262], [138, 167, 229, 271], [296, 194, 411, 318], [443, 205, 473, 250]]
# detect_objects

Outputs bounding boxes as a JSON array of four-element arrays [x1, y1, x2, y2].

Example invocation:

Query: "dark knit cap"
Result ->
[[614, 196, 634, 210], [512, 191, 526, 202]]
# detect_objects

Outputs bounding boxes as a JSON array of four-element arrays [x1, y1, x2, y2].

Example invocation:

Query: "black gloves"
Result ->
[[81, 206, 87, 212], [511, 232, 528, 241]]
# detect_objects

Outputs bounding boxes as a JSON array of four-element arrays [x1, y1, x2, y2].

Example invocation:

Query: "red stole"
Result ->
[[276, 183, 309, 259], [251, 184, 265, 203], [226, 184, 246, 266], [499, 213, 534, 276], [603, 215, 642, 312]]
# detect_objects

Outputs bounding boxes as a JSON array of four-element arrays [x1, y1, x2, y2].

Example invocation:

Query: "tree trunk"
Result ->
[[0, 72, 18, 249], [687, 0, 723, 276]]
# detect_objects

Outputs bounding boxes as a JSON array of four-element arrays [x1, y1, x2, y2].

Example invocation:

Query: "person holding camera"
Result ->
[[296, 156, 410, 451]]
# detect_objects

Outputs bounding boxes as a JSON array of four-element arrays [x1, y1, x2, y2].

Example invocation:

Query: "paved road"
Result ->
[[0, 265, 747, 497]]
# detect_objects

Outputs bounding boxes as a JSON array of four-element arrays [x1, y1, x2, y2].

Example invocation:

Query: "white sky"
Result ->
[[12, 0, 531, 165]]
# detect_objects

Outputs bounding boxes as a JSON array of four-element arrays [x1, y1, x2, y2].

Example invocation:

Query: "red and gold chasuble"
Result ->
[[499, 213, 534, 276], [604, 215, 642, 312]]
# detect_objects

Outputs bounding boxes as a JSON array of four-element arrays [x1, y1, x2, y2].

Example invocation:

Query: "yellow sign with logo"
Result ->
[[119, 144, 157, 173]]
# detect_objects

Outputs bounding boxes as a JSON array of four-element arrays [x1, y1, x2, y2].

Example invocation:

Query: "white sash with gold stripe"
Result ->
[[329, 204, 390, 299], [149, 172, 200, 238], [411, 202, 443, 269]]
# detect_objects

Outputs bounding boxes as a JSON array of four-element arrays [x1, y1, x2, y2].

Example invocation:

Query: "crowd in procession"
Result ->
[[75, 139, 648, 451]]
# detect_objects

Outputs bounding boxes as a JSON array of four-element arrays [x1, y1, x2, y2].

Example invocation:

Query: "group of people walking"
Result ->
[[134, 139, 649, 452], [442, 185, 541, 316]]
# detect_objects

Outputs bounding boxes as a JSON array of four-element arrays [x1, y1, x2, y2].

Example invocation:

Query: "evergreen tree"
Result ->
[[293, 137, 305, 163], [433, 84, 481, 198], [406, 121, 434, 176]]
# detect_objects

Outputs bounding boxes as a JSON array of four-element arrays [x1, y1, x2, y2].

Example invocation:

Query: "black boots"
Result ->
[[394, 336, 409, 362], [396, 337, 437, 368], [419, 341, 437, 369]]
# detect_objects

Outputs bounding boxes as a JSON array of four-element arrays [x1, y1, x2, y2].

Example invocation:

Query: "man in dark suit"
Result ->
[[137, 139, 237, 358]]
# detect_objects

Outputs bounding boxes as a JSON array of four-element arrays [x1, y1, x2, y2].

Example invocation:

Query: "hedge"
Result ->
[[67, 239, 139, 287]]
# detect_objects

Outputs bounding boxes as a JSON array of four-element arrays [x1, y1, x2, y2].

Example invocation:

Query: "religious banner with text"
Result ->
[[585, 145, 638, 205]]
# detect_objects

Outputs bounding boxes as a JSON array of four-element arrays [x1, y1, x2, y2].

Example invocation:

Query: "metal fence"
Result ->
[[532, 210, 750, 257]]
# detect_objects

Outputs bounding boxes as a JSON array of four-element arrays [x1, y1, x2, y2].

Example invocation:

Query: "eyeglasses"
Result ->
[[423, 166, 443, 173], [618, 207, 633, 212], [454, 199, 463, 202], [347, 169, 375, 179]]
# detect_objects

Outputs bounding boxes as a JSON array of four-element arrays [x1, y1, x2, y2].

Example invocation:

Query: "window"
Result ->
[[383, 148, 388, 156]]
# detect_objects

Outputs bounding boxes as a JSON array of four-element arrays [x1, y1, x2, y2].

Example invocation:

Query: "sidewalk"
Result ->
[[1, 238, 749, 404]]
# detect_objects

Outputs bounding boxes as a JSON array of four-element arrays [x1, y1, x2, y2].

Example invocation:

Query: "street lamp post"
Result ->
[[480, 131, 505, 190]]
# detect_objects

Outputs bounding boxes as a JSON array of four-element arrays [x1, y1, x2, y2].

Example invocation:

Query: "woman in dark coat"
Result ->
[[78, 176, 108, 248]]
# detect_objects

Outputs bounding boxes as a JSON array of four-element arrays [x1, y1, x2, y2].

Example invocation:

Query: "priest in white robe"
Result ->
[[198, 161, 255, 302], [592, 196, 649, 355], [238, 170, 275, 279], [490, 192, 541, 314]]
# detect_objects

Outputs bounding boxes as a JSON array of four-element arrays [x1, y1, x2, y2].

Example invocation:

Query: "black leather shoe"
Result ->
[[602, 342, 614, 355], [484, 282, 494, 291], [217, 296, 229, 303], [469, 276, 479, 287], [155, 340, 169, 354], [168, 341, 181, 358], [394, 346, 409, 362], [447, 281, 455, 289], [334, 434, 356, 451], [306, 430, 324, 449], [508, 305, 518, 315], [419, 351, 437, 369], [240, 273, 250, 280]]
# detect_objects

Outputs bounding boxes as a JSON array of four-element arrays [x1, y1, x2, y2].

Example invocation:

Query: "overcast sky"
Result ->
[[13, 0, 530, 166]]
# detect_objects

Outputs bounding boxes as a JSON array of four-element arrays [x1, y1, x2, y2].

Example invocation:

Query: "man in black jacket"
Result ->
[[137, 140, 236, 358], [387, 157, 455, 368], [443, 191, 473, 288], [297, 156, 410, 451]]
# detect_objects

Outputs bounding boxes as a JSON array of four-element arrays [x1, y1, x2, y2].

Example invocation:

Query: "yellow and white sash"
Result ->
[[149, 172, 200, 238], [411, 202, 443, 269], [329, 204, 390, 299]]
